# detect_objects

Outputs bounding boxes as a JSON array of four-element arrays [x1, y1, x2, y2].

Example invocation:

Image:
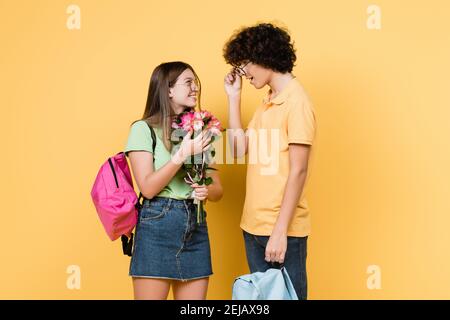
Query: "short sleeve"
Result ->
[[124, 121, 154, 157], [287, 98, 316, 145]]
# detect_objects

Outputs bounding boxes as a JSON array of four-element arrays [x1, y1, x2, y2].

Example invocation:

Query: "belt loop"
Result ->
[[165, 198, 172, 213], [182, 199, 190, 217]]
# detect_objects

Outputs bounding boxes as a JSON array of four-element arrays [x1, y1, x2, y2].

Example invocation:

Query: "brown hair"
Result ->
[[132, 61, 202, 151]]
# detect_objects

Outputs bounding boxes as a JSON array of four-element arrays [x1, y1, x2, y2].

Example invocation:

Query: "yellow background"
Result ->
[[1, 0, 450, 299]]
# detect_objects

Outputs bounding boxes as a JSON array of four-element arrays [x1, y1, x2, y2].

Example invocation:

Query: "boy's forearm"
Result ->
[[227, 95, 245, 143], [227, 94, 242, 129], [227, 95, 247, 157], [273, 170, 308, 234]]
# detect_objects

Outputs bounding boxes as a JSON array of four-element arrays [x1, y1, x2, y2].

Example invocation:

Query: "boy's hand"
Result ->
[[265, 231, 287, 264], [224, 69, 242, 97]]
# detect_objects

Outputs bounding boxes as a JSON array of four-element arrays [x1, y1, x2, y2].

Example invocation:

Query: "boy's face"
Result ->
[[237, 62, 272, 89]]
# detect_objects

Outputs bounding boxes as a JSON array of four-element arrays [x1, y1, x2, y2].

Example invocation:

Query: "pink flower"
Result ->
[[180, 112, 195, 131], [173, 109, 222, 134], [170, 108, 222, 225], [200, 110, 212, 119], [172, 121, 181, 129], [207, 116, 222, 136], [192, 115, 204, 131], [194, 112, 203, 120]]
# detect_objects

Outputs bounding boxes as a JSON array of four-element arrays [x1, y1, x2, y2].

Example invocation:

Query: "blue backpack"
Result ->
[[232, 267, 298, 300]]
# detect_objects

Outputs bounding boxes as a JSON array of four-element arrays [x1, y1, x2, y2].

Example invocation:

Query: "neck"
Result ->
[[268, 72, 294, 98], [171, 104, 185, 115]]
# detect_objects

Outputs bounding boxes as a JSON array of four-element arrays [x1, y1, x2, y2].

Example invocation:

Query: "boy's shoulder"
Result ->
[[288, 80, 314, 110], [289, 79, 310, 100]]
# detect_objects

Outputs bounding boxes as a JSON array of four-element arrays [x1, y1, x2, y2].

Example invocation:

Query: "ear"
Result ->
[[168, 87, 174, 99]]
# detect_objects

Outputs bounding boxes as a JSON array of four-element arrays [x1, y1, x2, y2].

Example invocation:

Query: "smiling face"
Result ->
[[168, 68, 199, 113], [239, 62, 273, 89]]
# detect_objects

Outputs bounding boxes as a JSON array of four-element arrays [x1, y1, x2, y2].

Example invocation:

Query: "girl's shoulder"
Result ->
[[128, 120, 164, 142], [127, 120, 149, 139], [130, 120, 161, 133], [130, 119, 148, 129]]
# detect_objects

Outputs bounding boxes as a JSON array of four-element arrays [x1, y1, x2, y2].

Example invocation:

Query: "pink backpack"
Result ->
[[90, 123, 156, 256]]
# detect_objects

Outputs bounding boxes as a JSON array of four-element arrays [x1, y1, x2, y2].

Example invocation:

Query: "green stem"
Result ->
[[197, 202, 200, 224], [197, 200, 204, 224]]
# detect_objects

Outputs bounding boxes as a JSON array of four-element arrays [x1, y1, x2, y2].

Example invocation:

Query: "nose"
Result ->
[[191, 82, 199, 91]]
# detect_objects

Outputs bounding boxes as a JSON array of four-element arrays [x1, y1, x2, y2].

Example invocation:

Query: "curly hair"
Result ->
[[223, 23, 297, 73]]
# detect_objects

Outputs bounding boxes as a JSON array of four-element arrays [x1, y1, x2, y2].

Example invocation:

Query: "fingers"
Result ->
[[183, 130, 193, 144], [184, 129, 213, 156], [225, 71, 233, 79], [192, 185, 208, 200], [224, 70, 239, 85], [275, 250, 285, 264], [194, 193, 207, 200], [193, 130, 212, 148], [265, 248, 275, 263], [265, 251, 271, 262], [192, 184, 207, 191], [265, 248, 285, 264], [193, 129, 211, 142], [202, 137, 212, 147], [190, 131, 210, 148], [191, 183, 207, 190], [192, 131, 204, 141], [203, 144, 211, 152]]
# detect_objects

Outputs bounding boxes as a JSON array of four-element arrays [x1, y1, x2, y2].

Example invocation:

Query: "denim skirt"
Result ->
[[129, 196, 212, 281]]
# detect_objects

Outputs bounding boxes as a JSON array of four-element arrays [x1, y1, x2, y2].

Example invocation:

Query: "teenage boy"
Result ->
[[223, 23, 316, 300]]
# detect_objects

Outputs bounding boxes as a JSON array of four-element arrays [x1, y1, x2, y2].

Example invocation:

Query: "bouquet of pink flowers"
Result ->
[[171, 109, 223, 223]]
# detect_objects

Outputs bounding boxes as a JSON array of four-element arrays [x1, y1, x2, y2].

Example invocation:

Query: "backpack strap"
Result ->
[[137, 122, 157, 205], [147, 122, 157, 155], [124, 122, 157, 257]]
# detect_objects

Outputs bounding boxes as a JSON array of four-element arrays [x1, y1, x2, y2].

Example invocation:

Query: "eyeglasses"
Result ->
[[173, 79, 199, 91], [233, 61, 250, 77]]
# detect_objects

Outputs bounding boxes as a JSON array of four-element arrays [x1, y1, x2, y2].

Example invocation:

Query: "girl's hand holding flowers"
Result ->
[[191, 183, 208, 201], [171, 109, 223, 224], [172, 129, 212, 165]]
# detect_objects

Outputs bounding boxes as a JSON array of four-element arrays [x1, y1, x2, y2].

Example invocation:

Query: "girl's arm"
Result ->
[[128, 151, 184, 199], [205, 163, 223, 202], [128, 130, 211, 199], [191, 163, 223, 203]]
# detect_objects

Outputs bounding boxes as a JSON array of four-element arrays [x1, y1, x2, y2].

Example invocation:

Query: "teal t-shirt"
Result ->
[[124, 120, 193, 200]]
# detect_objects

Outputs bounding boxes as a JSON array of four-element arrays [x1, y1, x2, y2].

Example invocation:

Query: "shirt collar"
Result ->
[[262, 77, 298, 106]]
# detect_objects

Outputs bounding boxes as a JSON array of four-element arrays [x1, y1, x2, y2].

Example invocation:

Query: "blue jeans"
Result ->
[[129, 197, 212, 281], [243, 230, 308, 300]]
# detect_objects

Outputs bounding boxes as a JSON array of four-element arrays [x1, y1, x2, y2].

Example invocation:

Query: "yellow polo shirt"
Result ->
[[241, 77, 316, 237]]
